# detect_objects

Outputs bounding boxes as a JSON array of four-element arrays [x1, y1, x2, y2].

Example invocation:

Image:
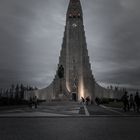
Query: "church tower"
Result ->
[[25, 0, 96, 102], [53, 0, 95, 101]]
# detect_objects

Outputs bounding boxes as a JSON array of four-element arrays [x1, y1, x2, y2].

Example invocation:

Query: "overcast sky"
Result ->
[[0, 0, 140, 89]]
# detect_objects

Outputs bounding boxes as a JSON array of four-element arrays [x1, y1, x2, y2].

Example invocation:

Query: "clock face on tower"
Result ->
[[72, 23, 77, 28]]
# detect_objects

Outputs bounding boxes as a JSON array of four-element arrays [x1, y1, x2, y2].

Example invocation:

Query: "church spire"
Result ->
[[67, 0, 83, 21]]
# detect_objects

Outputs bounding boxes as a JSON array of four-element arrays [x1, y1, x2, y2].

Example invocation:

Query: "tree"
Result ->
[[15, 84, 19, 100], [11, 84, 15, 99], [20, 84, 25, 99], [115, 86, 118, 91]]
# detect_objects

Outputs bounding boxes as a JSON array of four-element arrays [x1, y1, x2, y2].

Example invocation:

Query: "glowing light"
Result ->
[[79, 77, 84, 99], [66, 81, 71, 92]]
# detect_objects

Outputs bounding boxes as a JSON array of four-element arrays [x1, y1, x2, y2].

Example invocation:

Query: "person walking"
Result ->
[[122, 92, 129, 112], [129, 94, 135, 111], [85, 96, 90, 105], [134, 92, 140, 112], [33, 96, 38, 109], [81, 97, 85, 104], [95, 97, 100, 105]]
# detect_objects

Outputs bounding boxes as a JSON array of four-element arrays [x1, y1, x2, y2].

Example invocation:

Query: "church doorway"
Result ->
[[72, 92, 77, 101]]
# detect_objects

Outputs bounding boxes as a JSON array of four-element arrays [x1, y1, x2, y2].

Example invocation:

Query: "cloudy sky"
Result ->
[[0, 0, 140, 89]]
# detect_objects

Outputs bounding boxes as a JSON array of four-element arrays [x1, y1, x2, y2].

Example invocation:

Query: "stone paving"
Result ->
[[0, 101, 84, 117], [87, 104, 140, 116], [0, 101, 140, 117]]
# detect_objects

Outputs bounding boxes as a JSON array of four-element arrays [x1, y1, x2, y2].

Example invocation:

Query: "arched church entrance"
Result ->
[[72, 92, 77, 101]]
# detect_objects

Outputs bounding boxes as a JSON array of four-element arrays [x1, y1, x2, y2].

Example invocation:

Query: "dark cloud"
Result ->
[[0, 0, 140, 89], [84, 0, 140, 89]]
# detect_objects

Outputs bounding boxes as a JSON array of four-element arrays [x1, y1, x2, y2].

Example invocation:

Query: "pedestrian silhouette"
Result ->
[[135, 92, 140, 112], [121, 92, 129, 112], [129, 94, 135, 111], [95, 97, 100, 105], [81, 97, 85, 104], [85, 96, 90, 105], [33, 96, 38, 109]]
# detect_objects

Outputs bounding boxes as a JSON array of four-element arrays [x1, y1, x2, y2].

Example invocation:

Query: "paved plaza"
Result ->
[[0, 101, 140, 117], [0, 101, 140, 140], [0, 101, 83, 117]]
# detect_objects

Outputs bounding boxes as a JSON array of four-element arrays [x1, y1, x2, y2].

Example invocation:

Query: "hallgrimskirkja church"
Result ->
[[24, 0, 122, 102]]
